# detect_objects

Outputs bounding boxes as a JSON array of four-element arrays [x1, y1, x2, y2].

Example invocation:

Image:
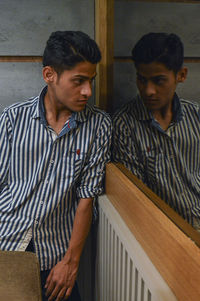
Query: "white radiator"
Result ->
[[95, 195, 177, 301]]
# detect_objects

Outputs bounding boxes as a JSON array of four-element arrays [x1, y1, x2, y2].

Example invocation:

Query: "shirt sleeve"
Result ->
[[112, 111, 145, 182], [76, 114, 112, 199], [0, 110, 12, 192]]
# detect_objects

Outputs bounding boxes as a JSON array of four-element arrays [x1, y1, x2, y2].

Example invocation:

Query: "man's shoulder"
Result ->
[[3, 96, 39, 116], [180, 98, 200, 109], [180, 98, 200, 116], [113, 97, 138, 121], [83, 104, 111, 123]]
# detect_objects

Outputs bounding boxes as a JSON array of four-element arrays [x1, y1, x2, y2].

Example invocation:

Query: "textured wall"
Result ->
[[113, 1, 200, 112], [0, 0, 94, 112], [0, 62, 43, 110]]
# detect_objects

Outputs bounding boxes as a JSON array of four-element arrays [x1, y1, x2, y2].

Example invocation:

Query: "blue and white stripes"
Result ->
[[0, 87, 112, 270], [113, 94, 200, 226]]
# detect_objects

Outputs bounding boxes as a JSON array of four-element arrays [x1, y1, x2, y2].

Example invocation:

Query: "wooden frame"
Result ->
[[95, 0, 114, 112], [106, 163, 200, 301]]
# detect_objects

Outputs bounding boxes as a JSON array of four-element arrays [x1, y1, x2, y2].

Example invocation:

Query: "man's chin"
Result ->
[[73, 104, 87, 112]]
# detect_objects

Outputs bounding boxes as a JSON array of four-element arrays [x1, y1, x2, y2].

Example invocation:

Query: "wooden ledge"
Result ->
[[105, 163, 200, 301]]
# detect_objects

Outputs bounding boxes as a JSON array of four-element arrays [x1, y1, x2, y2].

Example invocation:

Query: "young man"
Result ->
[[113, 32, 200, 230], [0, 31, 112, 301]]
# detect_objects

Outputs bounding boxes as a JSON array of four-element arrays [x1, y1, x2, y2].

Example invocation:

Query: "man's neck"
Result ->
[[151, 104, 173, 131], [44, 92, 72, 135]]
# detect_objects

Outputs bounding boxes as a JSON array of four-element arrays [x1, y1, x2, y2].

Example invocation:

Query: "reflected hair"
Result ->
[[43, 30, 101, 74], [132, 32, 184, 73]]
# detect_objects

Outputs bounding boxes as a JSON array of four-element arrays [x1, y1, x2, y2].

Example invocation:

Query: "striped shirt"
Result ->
[[0, 86, 112, 271], [112, 94, 200, 226]]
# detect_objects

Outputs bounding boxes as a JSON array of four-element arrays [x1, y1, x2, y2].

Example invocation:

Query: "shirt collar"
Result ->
[[31, 86, 47, 122], [136, 93, 184, 123], [31, 86, 90, 124], [172, 93, 184, 122]]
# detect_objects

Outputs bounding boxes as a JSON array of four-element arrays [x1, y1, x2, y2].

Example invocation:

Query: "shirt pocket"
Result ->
[[143, 150, 166, 184], [61, 152, 87, 181]]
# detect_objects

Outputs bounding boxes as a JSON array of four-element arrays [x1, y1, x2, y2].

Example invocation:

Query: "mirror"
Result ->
[[112, 0, 200, 246]]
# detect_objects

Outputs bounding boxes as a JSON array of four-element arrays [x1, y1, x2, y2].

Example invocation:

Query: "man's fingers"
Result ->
[[64, 287, 73, 300], [45, 276, 57, 299], [45, 269, 53, 288], [55, 287, 68, 301], [47, 283, 62, 301]]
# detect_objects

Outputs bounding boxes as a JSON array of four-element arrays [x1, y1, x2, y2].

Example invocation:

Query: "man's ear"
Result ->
[[42, 66, 56, 84], [177, 67, 188, 83]]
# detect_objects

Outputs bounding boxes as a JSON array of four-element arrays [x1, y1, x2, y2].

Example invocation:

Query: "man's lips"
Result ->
[[145, 98, 158, 101], [77, 99, 88, 103], [144, 98, 159, 104]]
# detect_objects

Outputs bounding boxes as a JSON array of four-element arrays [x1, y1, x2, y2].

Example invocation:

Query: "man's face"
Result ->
[[47, 61, 97, 112], [136, 62, 182, 112]]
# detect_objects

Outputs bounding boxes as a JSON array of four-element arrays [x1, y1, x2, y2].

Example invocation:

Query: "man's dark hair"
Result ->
[[132, 32, 184, 73], [43, 30, 101, 74]]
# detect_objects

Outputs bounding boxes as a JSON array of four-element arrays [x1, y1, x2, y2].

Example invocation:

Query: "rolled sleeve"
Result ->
[[77, 114, 112, 199], [112, 112, 145, 181], [0, 111, 12, 191]]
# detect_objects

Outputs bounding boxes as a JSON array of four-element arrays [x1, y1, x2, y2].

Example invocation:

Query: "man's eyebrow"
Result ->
[[153, 74, 167, 78], [136, 73, 167, 79], [136, 72, 145, 78], [73, 74, 97, 80]]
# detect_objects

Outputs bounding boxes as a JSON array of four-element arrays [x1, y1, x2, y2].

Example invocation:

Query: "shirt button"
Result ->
[[50, 160, 54, 164], [35, 220, 38, 225]]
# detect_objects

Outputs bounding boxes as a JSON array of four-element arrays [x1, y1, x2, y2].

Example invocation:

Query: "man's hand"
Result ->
[[45, 257, 78, 301], [45, 197, 93, 300]]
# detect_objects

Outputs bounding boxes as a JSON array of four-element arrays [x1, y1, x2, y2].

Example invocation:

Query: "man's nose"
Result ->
[[145, 81, 156, 96], [81, 82, 92, 98]]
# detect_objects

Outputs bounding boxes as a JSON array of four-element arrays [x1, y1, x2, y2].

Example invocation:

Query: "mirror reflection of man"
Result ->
[[0, 31, 112, 301], [113, 32, 200, 230]]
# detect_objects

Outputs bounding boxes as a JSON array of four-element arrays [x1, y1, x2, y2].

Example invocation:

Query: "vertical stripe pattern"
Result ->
[[0, 87, 112, 270], [113, 94, 200, 226]]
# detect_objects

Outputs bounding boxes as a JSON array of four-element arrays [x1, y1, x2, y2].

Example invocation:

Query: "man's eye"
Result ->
[[154, 78, 165, 85], [74, 78, 84, 85], [137, 76, 146, 84]]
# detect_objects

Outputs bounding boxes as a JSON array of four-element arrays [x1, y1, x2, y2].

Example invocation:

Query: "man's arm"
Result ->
[[112, 111, 144, 181], [45, 197, 93, 301], [45, 113, 112, 301]]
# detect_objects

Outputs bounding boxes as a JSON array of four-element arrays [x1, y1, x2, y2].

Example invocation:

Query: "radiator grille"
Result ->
[[96, 195, 177, 301]]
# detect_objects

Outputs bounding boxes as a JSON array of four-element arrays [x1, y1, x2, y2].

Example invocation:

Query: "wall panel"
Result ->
[[0, 0, 94, 55], [0, 62, 43, 112], [114, 1, 200, 57], [0, 0, 95, 112]]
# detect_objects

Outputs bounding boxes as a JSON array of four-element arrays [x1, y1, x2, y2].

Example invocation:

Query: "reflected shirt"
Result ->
[[112, 94, 200, 225], [0, 86, 112, 270]]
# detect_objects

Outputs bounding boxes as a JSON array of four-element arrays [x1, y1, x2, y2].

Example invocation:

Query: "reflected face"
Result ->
[[46, 61, 97, 112], [136, 62, 180, 112]]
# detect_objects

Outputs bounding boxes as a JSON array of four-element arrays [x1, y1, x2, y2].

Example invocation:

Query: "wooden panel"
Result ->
[[106, 163, 200, 301], [95, 0, 114, 111], [114, 2, 200, 57], [0, 0, 94, 55], [0, 56, 42, 62], [115, 57, 200, 63]]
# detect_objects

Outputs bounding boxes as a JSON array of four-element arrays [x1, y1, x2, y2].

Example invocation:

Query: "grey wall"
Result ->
[[0, 0, 95, 112], [113, 1, 200, 112]]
